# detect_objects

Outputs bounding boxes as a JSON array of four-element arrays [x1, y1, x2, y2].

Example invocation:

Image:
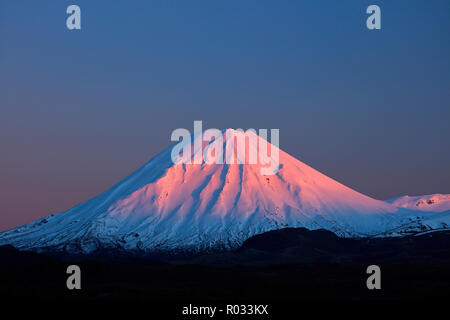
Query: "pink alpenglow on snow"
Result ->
[[380, 194, 450, 236], [0, 130, 439, 253], [387, 194, 450, 213], [171, 122, 280, 175]]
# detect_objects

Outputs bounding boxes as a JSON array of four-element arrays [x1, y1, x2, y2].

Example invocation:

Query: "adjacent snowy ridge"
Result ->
[[387, 194, 450, 213], [0, 130, 444, 254]]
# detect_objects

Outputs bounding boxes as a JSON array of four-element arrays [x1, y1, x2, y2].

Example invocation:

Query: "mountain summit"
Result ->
[[0, 130, 432, 253]]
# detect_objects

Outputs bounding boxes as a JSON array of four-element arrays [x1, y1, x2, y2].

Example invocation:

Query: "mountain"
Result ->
[[380, 194, 450, 236], [0, 129, 432, 254], [387, 194, 450, 212], [378, 210, 450, 237]]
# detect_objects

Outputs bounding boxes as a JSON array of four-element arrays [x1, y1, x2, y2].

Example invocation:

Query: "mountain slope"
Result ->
[[387, 194, 450, 213], [0, 129, 428, 253], [377, 210, 450, 237]]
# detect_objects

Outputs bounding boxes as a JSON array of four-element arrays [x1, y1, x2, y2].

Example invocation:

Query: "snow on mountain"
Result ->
[[377, 210, 450, 237], [387, 194, 450, 213], [378, 194, 450, 236], [416, 210, 450, 231], [0, 129, 433, 253]]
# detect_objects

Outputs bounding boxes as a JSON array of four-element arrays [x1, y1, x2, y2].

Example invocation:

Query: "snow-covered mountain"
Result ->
[[387, 194, 450, 213], [376, 210, 450, 237], [378, 194, 450, 236], [0, 130, 437, 253]]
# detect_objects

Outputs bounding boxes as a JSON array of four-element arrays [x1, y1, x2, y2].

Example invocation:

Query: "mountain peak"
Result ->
[[0, 136, 431, 254]]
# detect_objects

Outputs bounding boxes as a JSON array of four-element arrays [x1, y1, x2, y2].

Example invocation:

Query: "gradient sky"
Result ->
[[1, 0, 449, 231]]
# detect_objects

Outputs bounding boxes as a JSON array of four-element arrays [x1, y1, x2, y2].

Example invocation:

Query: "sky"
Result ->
[[0, 0, 449, 231]]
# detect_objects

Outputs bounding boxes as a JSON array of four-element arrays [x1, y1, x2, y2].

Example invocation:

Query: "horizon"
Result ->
[[1, 0, 449, 231]]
